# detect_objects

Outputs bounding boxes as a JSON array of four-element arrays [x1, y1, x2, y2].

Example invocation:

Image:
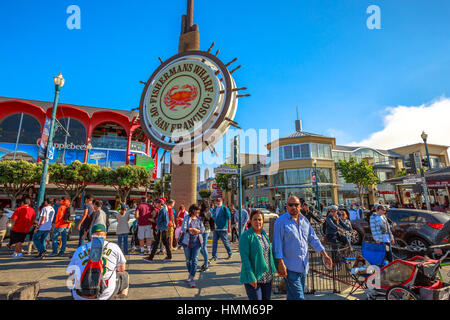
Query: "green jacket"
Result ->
[[239, 227, 277, 284]]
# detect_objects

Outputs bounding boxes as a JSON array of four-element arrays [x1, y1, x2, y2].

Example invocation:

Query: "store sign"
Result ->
[[427, 180, 450, 188], [53, 142, 88, 150], [140, 51, 239, 152], [90, 152, 106, 160], [135, 154, 153, 172]]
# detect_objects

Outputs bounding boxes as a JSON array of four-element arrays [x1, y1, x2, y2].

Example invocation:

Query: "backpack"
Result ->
[[63, 206, 75, 222], [76, 237, 106, 299]]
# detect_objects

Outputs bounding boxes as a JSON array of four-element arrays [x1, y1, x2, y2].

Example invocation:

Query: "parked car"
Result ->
[[351, 208, 450, 248], [2, 208, 14, 239], [253, 208, 279, 220], [107, 209, 136, 235]]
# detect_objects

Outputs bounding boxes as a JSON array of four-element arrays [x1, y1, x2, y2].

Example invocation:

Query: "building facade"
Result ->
[[266, 129, 339, 210], [0, 96, 158, 204]]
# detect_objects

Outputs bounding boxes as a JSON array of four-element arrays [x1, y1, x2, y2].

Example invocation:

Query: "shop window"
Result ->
[[53, 117, 87, 146], [284, 146, 292, 160], [0, 113, 42, 145], [91, 122, 127, 150]]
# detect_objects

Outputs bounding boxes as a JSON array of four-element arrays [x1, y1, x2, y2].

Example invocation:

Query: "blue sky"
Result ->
[[1, 0, 450, 179]]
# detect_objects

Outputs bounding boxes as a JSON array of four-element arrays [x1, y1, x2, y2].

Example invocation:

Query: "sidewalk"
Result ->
[[0, 236, 365, 300]]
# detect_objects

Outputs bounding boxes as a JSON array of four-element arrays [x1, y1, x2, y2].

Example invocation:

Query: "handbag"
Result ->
[[177, 216, 191, 246]]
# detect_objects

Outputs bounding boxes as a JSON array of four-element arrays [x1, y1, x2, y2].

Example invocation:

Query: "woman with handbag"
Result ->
[[179, 204, 205, 288], [239, 210, 277, 300]]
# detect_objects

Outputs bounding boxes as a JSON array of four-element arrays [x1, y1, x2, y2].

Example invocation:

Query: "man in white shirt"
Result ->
[[67, 224, 129, 300], [32, 199, 55, 259]]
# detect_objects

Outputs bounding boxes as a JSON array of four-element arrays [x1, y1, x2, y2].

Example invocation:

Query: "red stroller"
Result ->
[[364, 251, 450, 300]]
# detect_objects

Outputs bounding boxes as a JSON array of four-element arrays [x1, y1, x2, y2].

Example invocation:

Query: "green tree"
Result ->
[[0, 160, 42, 209], [49, 161, 100, 204], [98, 165, 151, 203], [199, 188, 211, 199], [395, 168, 408, 177], [335, 156, 380, 206]]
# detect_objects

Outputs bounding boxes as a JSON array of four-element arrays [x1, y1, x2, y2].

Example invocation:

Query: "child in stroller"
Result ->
[[343, 241, 450, 300]]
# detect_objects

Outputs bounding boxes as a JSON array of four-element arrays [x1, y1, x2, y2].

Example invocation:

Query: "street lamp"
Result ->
[[421, 131, 431, 170], [313, 159, 321, 213], [418, 131, 431, 211], [36, 73, 65, 209]]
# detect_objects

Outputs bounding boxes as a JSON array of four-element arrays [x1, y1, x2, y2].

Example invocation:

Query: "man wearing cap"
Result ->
[[135, 197, 153, 255], [370, 205, 395, 262], [67, 224, 129, 300], [211, 198, 233, 262], [273, 196, 333, 300], [144, 199, 172, 262]]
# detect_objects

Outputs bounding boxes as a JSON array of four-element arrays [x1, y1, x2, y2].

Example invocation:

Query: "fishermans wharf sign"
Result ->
[[139, 50, 240, 152]]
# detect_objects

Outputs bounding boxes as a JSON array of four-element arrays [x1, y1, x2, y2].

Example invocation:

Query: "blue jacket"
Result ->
[[212, 205, 231, 230], [156, 206, 169, 231]]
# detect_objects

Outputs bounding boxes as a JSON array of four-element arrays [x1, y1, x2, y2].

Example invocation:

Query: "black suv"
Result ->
[[351, 208, 450, 248]]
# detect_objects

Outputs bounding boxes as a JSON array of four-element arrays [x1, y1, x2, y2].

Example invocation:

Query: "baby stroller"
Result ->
[[343, 241, 450, 300]]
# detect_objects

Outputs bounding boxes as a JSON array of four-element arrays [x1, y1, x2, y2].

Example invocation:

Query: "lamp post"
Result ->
[[36, 73, 65, 209], [421, 131, 431, 169], [313, 159, 320, 213]]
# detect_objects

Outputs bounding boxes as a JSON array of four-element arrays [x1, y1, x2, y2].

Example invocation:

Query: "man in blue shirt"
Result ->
[[211, 198, 232, 262], [273, 196, 333, 300], [143, 199, 172, 262]]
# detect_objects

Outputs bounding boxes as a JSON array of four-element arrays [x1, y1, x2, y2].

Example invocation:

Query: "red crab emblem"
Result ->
[[163, 84, 198, 111]]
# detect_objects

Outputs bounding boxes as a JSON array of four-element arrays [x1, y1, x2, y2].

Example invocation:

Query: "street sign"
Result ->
[[47, 145, 55, 160], [311, 171, 316, 183], [90, 152, 106, 160], [214, 167, 238, 174], [402, 178, 422, 184]]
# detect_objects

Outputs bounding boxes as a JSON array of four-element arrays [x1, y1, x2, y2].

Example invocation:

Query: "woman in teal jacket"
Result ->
[[239, 210, 277, 300]]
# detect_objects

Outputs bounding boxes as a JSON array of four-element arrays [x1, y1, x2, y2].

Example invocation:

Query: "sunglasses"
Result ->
[[288, 203, 300, 207]]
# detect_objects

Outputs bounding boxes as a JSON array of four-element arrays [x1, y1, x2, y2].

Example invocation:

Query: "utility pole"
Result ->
[[233, 136, 243, 237], [417, 151, 431, 211]]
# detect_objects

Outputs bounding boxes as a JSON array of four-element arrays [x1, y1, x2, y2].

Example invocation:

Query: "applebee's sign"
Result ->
[[53, 142, 88, 150]]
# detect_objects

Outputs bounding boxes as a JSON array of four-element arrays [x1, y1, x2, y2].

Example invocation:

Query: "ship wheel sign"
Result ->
[[139, 48, 248, 153]]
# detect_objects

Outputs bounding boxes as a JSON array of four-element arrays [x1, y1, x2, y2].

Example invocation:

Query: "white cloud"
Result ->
[[348, 97, 450, 157]]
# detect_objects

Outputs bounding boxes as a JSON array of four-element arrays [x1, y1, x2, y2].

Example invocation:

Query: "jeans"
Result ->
[[212, 230, 232, 259], [284, 270, 306, 300], [52, 227, 70, 254], [244, 282, 272, 300], [118, 234, 128, 254], [32, 230, 50, 254], [78, 226, 91, 248], [200, 232, 210, 266], [385, 242, 393, 263], [149, 230, 172, 259], [183, 245, 201, 278]]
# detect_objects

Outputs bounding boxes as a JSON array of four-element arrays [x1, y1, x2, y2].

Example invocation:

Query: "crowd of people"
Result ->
[[3, 194, 449, 301]]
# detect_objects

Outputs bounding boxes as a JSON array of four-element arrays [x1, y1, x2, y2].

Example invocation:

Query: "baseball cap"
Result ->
[[91, 224, 106, 234], [160, 198, 166, 204], [121, 204, 127, 210], [328, 205, 338, 211]]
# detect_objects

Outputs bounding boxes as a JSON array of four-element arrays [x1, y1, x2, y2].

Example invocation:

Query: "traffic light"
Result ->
[[404, 153, 417, 174], [421, 158, 429, 168]]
